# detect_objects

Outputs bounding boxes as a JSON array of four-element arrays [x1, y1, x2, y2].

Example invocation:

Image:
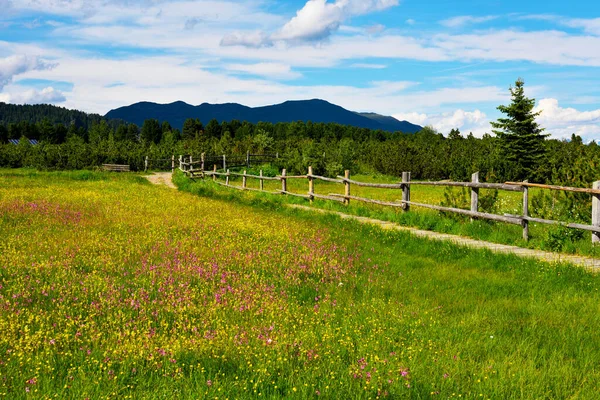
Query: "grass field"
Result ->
[[2, 169, 600, 399], [213, 169, 600, 257]]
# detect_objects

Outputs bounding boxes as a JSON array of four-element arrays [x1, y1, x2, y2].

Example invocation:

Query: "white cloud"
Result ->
[[563, 18, 600, 36], [226, 0, 398, 47], [184, 17, 201, 30], [366, 24, 386, 34], [391, 100, 600, 141], [0, 54, 56, 90], [1, 86, 66, 104], [220, 31, 273, 48], [224, 63, 301, 80], [440, 15, 498, 28], [433, 30, 600, 66], [394, 109, 490, 137], [350, 63, 387, 69], [535, 98, 600, 141]]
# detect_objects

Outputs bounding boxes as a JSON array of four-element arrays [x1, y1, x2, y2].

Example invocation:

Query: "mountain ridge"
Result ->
[[105, 99, 422, 133]]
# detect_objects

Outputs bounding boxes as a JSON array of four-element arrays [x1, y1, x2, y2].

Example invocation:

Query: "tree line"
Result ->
[[0, 80, 597, 190]]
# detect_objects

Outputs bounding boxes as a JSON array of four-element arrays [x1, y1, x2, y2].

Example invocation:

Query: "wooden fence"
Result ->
[[178, 159, 600, 244], [144, 155, 176, 172], [177, 152, 278, 174]]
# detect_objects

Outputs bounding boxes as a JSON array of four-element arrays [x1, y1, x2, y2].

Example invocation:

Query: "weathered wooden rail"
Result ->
[[178, 152, 278, 175], [179, 155, 600, 244], [144, 155, 176, 172]]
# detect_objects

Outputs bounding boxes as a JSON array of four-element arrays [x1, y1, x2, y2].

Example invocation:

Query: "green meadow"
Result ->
[[209, 168, 600, 258], [1, 169, 599, 399]]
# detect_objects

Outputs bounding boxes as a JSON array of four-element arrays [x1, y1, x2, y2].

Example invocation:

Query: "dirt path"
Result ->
[[289, 205, 600, 272], [144, 172, 176, 189]]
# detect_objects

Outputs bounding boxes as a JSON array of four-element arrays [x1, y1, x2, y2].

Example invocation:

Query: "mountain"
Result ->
[[0, 102, 108, 129], [105, 99, 422, 133]]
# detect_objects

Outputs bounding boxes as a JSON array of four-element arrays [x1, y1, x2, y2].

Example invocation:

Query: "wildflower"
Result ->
[[207, 380, 212, 387]]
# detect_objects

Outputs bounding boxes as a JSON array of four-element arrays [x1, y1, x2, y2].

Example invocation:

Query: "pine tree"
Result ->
[[491, 78, 548, 180]]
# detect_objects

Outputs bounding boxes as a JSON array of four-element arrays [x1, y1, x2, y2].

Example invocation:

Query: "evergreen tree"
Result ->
[[88, 120, 112, 144], [115, 125, 128, 141], [141, 119, 162, 144], [161, 121, 172, 134], [205, 119, 221, 139], [0, 124, 7, 143], [126, 124, 140, 142], [491, 78, 548, 180], [182, 118, 203, 140], [448, 128, 462, 140]]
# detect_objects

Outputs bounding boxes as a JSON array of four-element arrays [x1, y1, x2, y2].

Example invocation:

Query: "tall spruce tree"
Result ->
[[491, 78, 548, 180]]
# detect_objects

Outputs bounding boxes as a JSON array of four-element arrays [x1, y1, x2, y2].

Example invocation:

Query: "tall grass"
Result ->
[[190, 170, 600, 257], [1, 169, 599, 398]]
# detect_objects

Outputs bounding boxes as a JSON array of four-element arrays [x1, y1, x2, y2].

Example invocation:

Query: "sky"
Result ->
[[1, 0, 600, 140]]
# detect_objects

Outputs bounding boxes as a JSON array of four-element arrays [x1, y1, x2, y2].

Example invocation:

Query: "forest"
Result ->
[[0, 86, 598, 192]]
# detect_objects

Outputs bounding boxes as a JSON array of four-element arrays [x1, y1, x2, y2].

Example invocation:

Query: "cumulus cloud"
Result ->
[[274, 0, 397, 43], [223, 0, 398, 47], [394, 109, 490, 137], [2, 86, 66, 104], [534, 98, 600, 141], [0, 55, 57, 90], [440, 15, 498, 28], [392, 100, 600, 141]]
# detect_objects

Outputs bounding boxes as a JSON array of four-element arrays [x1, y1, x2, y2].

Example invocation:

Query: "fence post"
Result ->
[[171, 155, 175, 173], [201, 153, 205, 171], [344, 170, 350, 206], [179, 155, 182, 171], [471, 172, 479, 222], [222, 155, 226, 171], [281, 169, 287, 194], [308, 166, 314, 202], [260, 170, 264, 191], [522, 180, 529, 241], [226, 169, 230, 186], [402, 172, 411, 211], [246, 150, 250, 168], [213, 165, 217, 182], [144, 156, 148, 172], [593, 181, 600, 244], [243, 170, 247, 189]]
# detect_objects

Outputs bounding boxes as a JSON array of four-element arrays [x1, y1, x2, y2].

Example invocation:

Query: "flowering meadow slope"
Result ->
[[1, 170, 600, 399]]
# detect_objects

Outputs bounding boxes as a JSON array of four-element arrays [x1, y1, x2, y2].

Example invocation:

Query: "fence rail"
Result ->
[[179, 157, 600, 244], [177, 152, 278, 174], [144, 155, 176, 172]]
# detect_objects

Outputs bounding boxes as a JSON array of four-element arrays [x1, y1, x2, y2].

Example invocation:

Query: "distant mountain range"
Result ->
[[105, 99, 422, 133]]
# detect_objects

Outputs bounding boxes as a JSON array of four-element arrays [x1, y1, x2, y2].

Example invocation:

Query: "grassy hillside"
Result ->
[[1, 169, 600, 398]]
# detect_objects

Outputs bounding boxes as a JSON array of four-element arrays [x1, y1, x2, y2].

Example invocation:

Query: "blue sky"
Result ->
[[1, 0, 600, 140]]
